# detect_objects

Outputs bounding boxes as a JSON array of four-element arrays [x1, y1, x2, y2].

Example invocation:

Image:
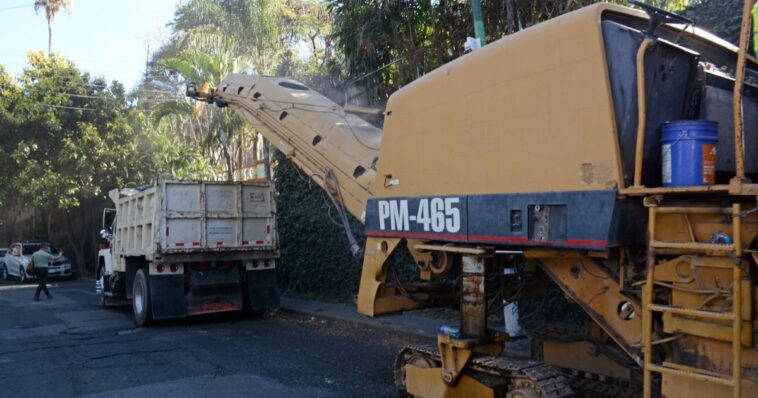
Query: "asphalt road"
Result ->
[[0, 278, 425, 398]]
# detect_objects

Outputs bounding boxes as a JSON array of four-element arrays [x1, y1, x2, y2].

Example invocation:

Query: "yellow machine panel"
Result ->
[[375, 4, 628, 197]]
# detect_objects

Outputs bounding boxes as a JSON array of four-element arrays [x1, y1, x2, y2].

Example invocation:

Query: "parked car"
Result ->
[[2, 242, 72, 282], [0, 248, 7, 280]]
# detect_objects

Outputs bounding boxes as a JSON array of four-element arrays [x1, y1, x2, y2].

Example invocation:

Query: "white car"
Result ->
[[1, 242, 73, 282]]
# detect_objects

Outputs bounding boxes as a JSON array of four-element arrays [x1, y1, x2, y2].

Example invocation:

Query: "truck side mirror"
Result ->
[[100, 228, 113, 240]]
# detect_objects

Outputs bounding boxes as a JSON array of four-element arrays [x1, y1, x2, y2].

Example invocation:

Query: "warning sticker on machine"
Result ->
[[662, 144, 672, 184], [702, 144, 717, 184]]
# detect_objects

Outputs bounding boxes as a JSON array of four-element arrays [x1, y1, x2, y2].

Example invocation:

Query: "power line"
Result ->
[[37, 96, 192, 111], [0, 3, 33, 11], [64, 93, 115, 99], [37, 103, 96, 111]]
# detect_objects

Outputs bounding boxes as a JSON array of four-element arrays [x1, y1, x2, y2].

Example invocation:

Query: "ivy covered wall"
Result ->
[[272, 150, 366, 300]]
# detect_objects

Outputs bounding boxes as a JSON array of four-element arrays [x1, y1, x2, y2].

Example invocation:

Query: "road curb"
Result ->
[[278, 303, 436, 340]]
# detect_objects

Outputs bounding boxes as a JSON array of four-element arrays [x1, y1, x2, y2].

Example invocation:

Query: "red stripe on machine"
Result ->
[[255, 240, 264, 244], [216, 241, 223, 245], [242, 240, 249, 245], [366, 230, 468, 241], [566, 239, 608, 246], [166, 227, 169, 236], [266, 225, 271, 234], [365, 230, 608, 248], [192, 242, 201, 246], [466, 235, 530, 243], [175, 242, 185, 247]]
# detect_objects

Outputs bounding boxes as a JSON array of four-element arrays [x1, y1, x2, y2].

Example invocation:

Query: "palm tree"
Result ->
[[171, 0, 288, 75], [154, 41, 255, 181], [34, 0, 73, 55]]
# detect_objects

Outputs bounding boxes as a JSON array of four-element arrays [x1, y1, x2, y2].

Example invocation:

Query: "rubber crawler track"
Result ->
[[395, 343, 573, 398]]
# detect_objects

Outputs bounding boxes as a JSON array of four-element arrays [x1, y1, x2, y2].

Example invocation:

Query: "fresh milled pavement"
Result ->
[[0, 278, 438, 398]]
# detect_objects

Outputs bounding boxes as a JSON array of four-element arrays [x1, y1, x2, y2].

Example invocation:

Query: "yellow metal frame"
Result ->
[[642, 204, 745, 398], [405, 365, 499, 398], [632, 37, 655, 188]]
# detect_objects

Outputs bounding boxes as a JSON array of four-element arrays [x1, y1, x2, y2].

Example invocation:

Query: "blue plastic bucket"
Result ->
[[660, 120, 719, 187]]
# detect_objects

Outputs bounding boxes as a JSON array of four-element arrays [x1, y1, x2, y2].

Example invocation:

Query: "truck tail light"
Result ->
[[156, 264, 165, 273], [196, 262, 209, 271], [170, 264, 178, 272]]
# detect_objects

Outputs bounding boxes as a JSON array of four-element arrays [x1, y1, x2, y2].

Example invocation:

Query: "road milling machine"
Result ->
[[188, 1, 758, 396]]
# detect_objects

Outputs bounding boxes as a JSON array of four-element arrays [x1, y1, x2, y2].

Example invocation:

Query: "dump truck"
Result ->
[[188, 1, 758, 396], [97, 180, 279, 325]]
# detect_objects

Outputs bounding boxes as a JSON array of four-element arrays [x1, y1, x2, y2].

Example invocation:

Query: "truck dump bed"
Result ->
[[110, 180, 276, 259]]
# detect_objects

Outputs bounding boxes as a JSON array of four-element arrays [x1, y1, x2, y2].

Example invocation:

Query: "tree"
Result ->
[[169, 0, 331, 74], [34, 0, 73, 55], [1, 52, 205, 276], [154, 39, 255, 181], [147, 0, 334, 181], [683, 0, 745, 44]]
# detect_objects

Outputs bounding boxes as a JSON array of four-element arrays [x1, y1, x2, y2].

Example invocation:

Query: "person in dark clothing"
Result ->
[[31, 243, 62, 301]]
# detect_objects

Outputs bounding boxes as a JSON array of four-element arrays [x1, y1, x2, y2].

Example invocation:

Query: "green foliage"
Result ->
[[154, 43, 256, 181], [0, 65, 22, 207], [327, 0, 633, 104], [273, 150, 365, 299], [274, 148, 421, 299], [0, 52, 206, 274], [149, 0, 333, 181], [132, 112, 215, 180], [170, 0, 328, 75], [683, 0, 745, 44]]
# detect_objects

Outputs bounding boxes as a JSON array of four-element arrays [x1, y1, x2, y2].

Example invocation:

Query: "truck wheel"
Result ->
[[132, 268, 153, 326], [1, 265, 8, 280]]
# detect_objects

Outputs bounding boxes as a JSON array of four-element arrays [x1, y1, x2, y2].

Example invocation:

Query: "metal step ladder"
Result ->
[[642, 204, 744, 398]]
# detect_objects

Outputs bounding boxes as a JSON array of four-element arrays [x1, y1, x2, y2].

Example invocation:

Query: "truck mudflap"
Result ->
[[149, 275, 188, 319], [186, 285, 243, 316], [246, 269, 280, 310], [186, 268, 244, 316]]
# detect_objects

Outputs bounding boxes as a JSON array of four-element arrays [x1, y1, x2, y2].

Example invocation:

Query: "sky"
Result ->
[[0, 0, 179, 90]]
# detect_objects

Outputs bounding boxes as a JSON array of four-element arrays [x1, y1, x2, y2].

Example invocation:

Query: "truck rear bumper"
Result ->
[[147, 268, 279, 319], [149, 274, 245, 319]]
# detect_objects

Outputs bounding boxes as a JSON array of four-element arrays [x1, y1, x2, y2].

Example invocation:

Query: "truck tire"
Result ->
[[132, 268, 153, 326], [1, 264, 8, 280]]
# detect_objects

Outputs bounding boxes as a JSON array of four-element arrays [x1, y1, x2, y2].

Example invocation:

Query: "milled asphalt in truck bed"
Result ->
[[0, 279, 437, 398]]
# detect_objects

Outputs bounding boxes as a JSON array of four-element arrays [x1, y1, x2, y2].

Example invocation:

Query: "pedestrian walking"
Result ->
[[32, 243, 62, 301]]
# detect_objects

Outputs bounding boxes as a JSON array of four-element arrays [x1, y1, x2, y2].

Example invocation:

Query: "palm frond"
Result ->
[[151, 100, 193, 124]]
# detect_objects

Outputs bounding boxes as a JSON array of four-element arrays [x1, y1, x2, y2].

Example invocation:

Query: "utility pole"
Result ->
[[144, 44, 150, 82], [471, 0, 486, 47]]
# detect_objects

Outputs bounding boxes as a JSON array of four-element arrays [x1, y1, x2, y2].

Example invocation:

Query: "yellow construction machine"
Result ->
[[188, 1, 758, 396]]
